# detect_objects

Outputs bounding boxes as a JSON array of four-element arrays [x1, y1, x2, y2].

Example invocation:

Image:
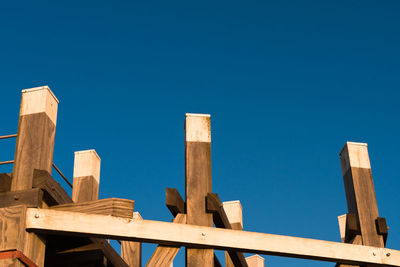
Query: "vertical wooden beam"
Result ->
[[336, 214, 362, 267], [245, 255, 264, 267], [121, 212, 142, 267], [72, 150, 101, 202], [12, 86, 58, 190], [185, 113, 213, 266], [339, 142, 384, 248]]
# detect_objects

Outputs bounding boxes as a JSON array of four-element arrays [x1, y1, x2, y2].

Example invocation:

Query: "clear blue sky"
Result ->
[[1, 1, 400, 266]]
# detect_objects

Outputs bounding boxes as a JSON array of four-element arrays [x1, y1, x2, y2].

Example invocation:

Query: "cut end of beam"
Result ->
[[133, 212, 143, 220], [20, 85, 59, 125], [222, 200, 243, 228], [185, 113, 211, 142], [246, 255, 265, 267], [337, 214, 346, 242], [73, 150, 101, 182], [339, 142, 371, 174]]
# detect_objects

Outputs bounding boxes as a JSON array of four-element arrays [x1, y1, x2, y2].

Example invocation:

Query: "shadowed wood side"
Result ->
[[121, 212, 143, 267]]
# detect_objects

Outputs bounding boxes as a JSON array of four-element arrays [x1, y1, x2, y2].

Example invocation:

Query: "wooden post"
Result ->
[[12, 86, 58, 190], [245, 255, 265, 267], [121, 212, 143, 267], [185, 113, 213, 266], [223, 200, 243, 267], [339, 142, 384, 248], [72, 150, 101, 202]]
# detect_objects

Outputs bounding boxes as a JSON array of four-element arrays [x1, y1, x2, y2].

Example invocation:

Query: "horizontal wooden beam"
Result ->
[[50, 198, 134, 219], [25, 208, 400, 266], [0, 188, 44, 208]]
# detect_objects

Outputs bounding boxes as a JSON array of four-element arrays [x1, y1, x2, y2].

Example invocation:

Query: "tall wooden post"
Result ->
[[223, 200, 243, 267], [12, 86, 58, 190], [185, 113, 213, 266], [72, 150, 101, 202], [339, 142, 384, 248]]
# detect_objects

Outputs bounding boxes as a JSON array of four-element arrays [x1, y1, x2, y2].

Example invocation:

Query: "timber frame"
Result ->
[[0, 86, 396, 267]]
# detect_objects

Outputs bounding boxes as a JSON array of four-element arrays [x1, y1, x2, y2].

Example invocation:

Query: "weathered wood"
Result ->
[[245, 255, 264, 267], [32, 169, 72, 206], [146, 213, 186, 267], [121, 212, 142, 267], [12, 86, 58, 191], [221, 200, 248, 267], [0, 188, 43, 208], [185, 113, 214, 266], [340, 142, 384, 248], [166, 188, 185, 217], [50, 198, 134, 219], [0, 173, 12, 193], [72, 150, 101, 203], [25, 208, 400, 266]]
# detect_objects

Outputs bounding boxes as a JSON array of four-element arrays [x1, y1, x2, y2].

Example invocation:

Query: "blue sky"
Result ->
[[1, 1, 400, 266]]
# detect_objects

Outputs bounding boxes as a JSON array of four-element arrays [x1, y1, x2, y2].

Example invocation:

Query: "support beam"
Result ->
[[146, 213, 186, 267], [0, 188, 44, 209], [185, 113, 214, 266], [12, 86, 58, 190], [25, 208, 400, 267], [121, 212, 143, 267], [337, 214, 362, 267], [166, 188, 185, 217], [72, 150, 101, 202], [340, 142, 384, 248], [50, 198, 135, 219]]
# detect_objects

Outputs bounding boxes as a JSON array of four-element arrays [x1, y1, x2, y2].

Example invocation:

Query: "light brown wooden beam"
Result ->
[[146, 213, 186, 267], [72, 150, 101, 203], [206, 194, 248, 267], [50, 198, 134, 219], [185, 113, 214, 266], [245, 255, 265, 267], [340, 142, 384, 248], [336, 213, 362, 267], [25, 208, 400, 267], [121, 212, 143, 267]]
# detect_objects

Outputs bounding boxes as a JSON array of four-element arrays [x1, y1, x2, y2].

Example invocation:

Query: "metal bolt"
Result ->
[[387, 253, 391, 257], [34, 214, 40, 218], [201, 232, 206, 236], [373, 252, 376, 256], [14, 195, 20, 200]]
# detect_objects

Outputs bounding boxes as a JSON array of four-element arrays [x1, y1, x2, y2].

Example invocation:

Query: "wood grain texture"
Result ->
[[121, 212, 142, 267], [72, 176, 99, 203], [245, 255, 264, 267], [166, 188, 185, 217], [185, 141, 213, 267], [0, 188, 43, 209], [0, 174, 12, 193], [12, 113, 56, 191], [25, 208, 400, 267], [146, 214, 186, 267], [50, 198, 134, 219]]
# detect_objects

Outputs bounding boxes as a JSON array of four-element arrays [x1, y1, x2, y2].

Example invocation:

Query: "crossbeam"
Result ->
[[25, 208, 400, 266]]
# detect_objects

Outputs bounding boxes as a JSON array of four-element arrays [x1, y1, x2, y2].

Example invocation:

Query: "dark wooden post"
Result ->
[[339, 142, 384, 248], [12, 86, 58, 190], [185, 113, 214, 266]]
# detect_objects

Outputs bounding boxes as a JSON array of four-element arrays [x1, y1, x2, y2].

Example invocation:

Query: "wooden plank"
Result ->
[[25, 208, 400, 266], [0, 188, 43, 209], [146, 213, 186, 267], [340, 142, 384, 248], [12, 86, 58, 191], [245, 255, 264, 267], [337, 214, 362, 267], [121, 212, 143, 267], [0, 173, 12, 193], [166, 188, 185, 217], [50, 198, 134, 219], [185, 113, 214, 266], [72, 150, 101, 203]]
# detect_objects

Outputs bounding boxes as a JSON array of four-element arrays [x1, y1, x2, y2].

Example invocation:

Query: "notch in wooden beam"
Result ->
[[12, 86, 59, 191], [72, 150, 101, 202], [185, 113, 213, 266]]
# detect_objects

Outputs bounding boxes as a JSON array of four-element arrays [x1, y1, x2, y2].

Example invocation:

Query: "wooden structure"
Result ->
[[0, 86, 397, 267]]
